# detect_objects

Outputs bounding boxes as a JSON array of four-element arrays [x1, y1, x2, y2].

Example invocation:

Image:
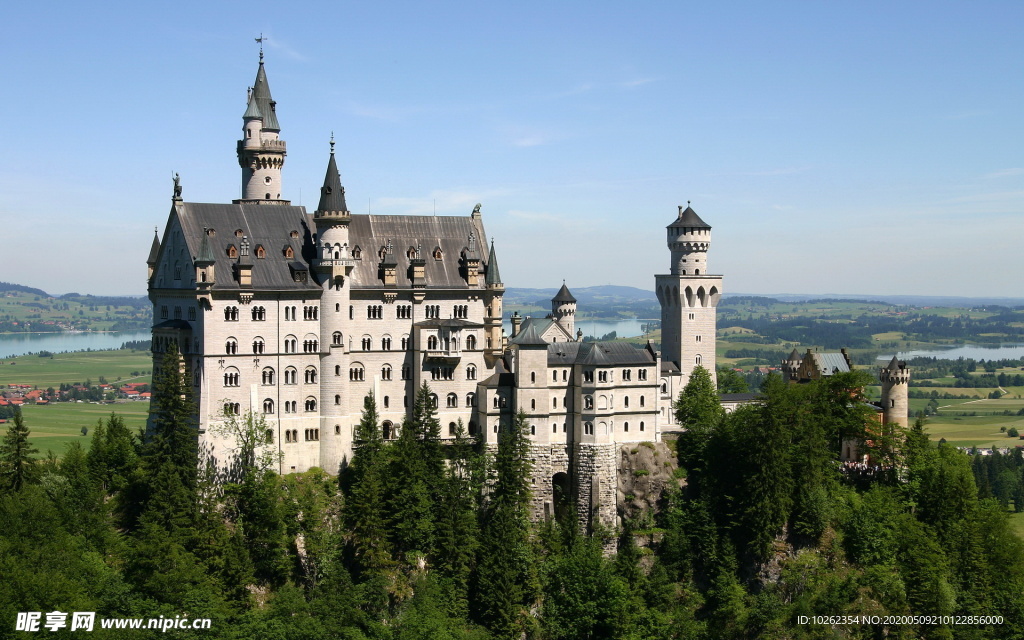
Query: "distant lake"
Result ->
[[503, 317, 658, 340], [877, 344, 1024, 362], [0, 331, 151, 359]]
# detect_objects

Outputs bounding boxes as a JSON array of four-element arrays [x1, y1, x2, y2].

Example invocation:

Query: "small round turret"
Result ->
[[551, 282, 577, 335], [880, 355, 910, 428], [667, 202, 712, 276]]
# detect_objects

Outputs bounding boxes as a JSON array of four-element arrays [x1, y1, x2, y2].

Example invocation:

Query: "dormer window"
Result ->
[[283, 246, 294, 259], [235, 229, 244, 237], [407, 247, 417, 259], [433, 247, 443, 260], [352, 246, 362, 260], [255, 245, 266, 259], [227, 244, 237, 258]]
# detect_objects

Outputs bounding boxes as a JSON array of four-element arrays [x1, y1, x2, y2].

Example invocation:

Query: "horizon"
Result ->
[[1, 2, 1021, 297]]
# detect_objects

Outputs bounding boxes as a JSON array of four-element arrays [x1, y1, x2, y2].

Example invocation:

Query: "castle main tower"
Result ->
[[655, 204, 723, 384], [880, 355, 910, 429], [235, 50, 289, 204], [551, 283, 577, 337]]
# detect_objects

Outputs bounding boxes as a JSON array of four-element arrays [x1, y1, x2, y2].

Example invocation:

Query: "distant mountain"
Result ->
[[0, 281, 49, 297], [732, 293, 1024, 308], [504, 285, 657, 307]]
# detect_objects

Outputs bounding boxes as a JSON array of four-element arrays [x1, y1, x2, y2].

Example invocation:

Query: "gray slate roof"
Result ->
[[547, 341, 655, 367], [147, 232, 161, 265], [251, 59, 280, 131], [172, 202, 318, 292], [243, 93, 262, 120], [348, 214, 490, 290], [508, 321, 549, 346], [667, 205, 711, 230], [316, 149, 348, 214], [485, 240, 502, 285], [552, 283, 576, 303], [811, 352, 851, 376]]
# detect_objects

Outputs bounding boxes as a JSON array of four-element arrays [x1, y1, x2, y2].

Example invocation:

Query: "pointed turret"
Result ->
[[236, 51, 288, 204], [147, 229, 161, 281], [315, 139, 349, 216], [251, 52, 280, 131], [551, 282, 577, 336], [552, 283, 576, 303], [485, 240, 502, 287]]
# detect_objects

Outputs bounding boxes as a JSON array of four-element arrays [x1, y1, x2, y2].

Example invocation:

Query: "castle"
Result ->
[[147, 52, 723, 529]]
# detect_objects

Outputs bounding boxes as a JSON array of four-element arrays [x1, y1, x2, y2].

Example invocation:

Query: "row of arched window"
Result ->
[[223, 305, 318, 322], [223, 366, 320, 387], [225, 337, 317, 354]]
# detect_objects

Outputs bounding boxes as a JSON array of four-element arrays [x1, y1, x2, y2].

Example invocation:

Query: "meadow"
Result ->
[[0, 348, 152, 388], [18, 400, 150, 457]]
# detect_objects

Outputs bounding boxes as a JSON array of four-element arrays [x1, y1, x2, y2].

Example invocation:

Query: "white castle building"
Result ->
[[147, 53, 724, 526]]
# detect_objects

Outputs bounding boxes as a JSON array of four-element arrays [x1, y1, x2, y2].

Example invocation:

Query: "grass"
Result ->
[[0, 290, 150, 332], [1009, 511, 1024, 540], [924, 414, 1024, 449], [0, 349, 152, 388], [18, 401, 150, 457]]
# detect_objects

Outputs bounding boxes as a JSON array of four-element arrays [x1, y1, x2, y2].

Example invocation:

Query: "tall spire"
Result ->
[[315, 138, 349, 215], [485, 239, 502, 286], [251, 50, 280, 131], [147, 229, 161, 265]]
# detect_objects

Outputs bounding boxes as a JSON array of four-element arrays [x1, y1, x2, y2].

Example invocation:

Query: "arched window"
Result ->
[[251, 306, 265, 321], [223, 368, 239, 387], [284, 367, 297, 385], [284, 336, 297, 353], [624, 422, 630, 432], [401, 336, 410, 350], [361, 337, 372, 351], [350, 365, 365, 381], [225, 338, 237, 354], [584, 396, 594, 410], [428, 335, 438, 350], [383, 396, 390, 408], [639, 396, 645, 407], [467, 364, 477, 380], [530, 425, 536, 435], [429, 394, 438, 408], [383, 421, 394, 440], [252, 338, 265, 354], [381, 365, 392, 381], [466, 335, 477, 350], [530, 372, 536, 383], [449, 422, 457, 436], [335, 394, 341, 405], [305, 397, 317, 412], [447, 393, 458, 408], [304, 367, 318, 384], [639, 421, 645, 432], [584, 422, 594, 435], [332, 331, 342, 345], [466, 392, 476, 407], [624, 396, 630, 408], [224, 402, 240, 416], [224, 306, 238, 321], [263, 398, 275, 414], [695, 354, 702, 365], [382, 336, 392, 350], [553, 397, 557, 408], [262, 367, 275, 385]]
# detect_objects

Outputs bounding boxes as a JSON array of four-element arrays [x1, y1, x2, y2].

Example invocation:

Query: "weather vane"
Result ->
[[255, 33, 266, 60]]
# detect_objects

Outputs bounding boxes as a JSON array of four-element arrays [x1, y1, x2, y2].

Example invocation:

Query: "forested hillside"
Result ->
[[2, 351, 1023, 638]]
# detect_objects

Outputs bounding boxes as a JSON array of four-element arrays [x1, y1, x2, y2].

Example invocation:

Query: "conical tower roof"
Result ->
[[885, 355, 902, 370], [552, 282, 576, 303], [147, 230, 161, 265], [243, 91, 262, 120], [316, 141, 348, 214], [667, 203, 711, 229], [251, 55, 280, 131], [485, 240, 502, 285]]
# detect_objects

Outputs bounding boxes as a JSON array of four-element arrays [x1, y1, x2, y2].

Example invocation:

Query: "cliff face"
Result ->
[[616, 441, 682, 524]]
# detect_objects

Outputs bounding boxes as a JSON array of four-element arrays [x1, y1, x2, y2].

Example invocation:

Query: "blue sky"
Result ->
[[1, 1, 1021, 297]]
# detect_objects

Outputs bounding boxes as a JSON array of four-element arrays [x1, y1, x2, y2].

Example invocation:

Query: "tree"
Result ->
[[716, 367, 749, 394], [345, 393, 393, 578], [0, 412, 38, 492], [674, 365, 725, 485], [474, 410, 538, 638]]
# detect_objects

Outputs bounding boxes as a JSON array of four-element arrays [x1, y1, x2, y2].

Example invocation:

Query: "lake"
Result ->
[[0, 331, 152, 359], [503, 317, 658, 340], [877, 344, 1024, 362]]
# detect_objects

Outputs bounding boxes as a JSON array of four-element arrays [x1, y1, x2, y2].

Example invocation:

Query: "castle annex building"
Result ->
[[147, 54, 724, 528]]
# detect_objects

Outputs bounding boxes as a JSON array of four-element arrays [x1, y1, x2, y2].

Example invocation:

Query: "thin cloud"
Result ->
[[983, 168, 1024, 179], [264, 36, 307, 62]]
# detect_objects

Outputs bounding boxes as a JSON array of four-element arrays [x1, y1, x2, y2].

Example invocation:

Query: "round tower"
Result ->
[[782, 348, 802, 382], [880, 355, 910, 428], [551, 282, 577, 336], [654, 203, 722, 383], [235, 50, 288, 204]]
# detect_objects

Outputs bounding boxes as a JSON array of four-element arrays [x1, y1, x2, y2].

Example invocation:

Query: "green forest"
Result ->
[[2, 349, 1023, 639]]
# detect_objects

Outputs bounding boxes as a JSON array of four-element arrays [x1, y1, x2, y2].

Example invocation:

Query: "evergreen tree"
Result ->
[[387, 384, 440, 560], [674, 365, 724, 485], [345, 392, 394, 577], [474, 410, 538, 638], [0, 411, 38, 492]]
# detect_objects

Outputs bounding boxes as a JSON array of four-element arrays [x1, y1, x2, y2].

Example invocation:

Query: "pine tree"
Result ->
[[433, 419, 482, 616], [474, 410, 537, 638], [346, 392, 393, 577], [674, 365, 724, 486], [387, 383, 441, 560], [0, 411, 38, 492]]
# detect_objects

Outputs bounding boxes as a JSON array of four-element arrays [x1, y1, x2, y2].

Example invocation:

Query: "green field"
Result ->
[[17, 401, 150, 457], [0, 349, 152, 388], [0, 289, 150, 332]]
